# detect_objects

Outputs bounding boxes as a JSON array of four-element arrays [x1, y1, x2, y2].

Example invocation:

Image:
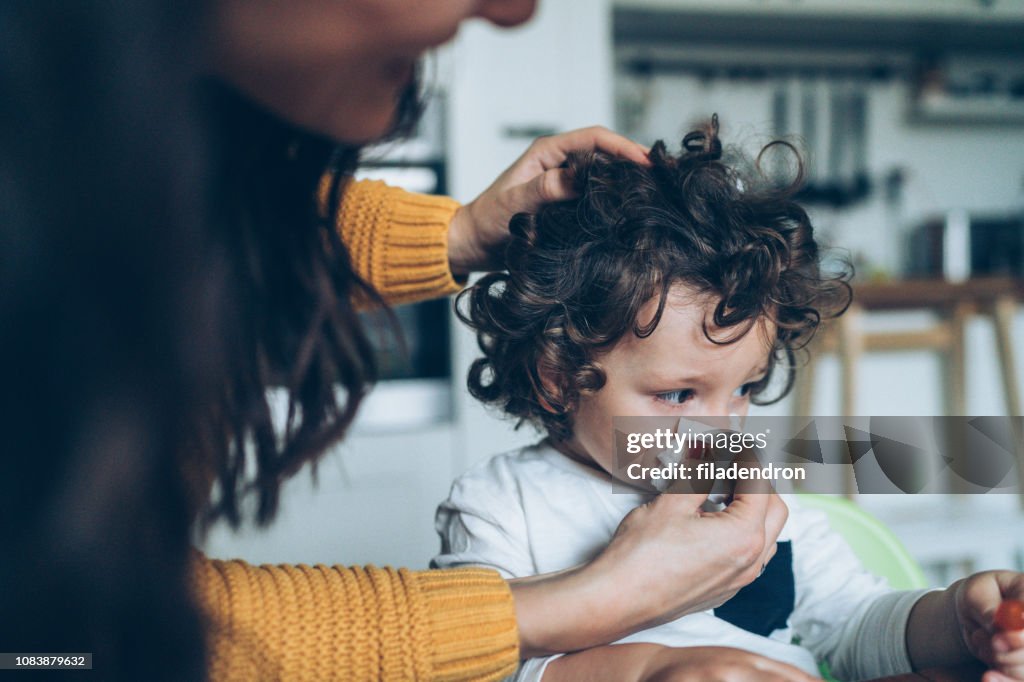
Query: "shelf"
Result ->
[[911, 94, 1024, 125], [614, 0, 1024, 22], [614, 2, 1024, 54]]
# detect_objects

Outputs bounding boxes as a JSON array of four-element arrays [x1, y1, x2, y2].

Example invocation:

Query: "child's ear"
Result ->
[[532, 362, 565, 415]]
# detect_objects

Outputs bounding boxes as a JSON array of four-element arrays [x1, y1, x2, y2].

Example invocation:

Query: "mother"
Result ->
[[0, 1, 789, 680]]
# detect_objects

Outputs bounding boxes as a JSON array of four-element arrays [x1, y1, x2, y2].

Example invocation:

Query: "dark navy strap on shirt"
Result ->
[[714, 541, 795, 637]]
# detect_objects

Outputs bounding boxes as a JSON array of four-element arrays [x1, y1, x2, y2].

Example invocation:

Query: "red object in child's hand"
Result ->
[[994, 599, 1024, 631]]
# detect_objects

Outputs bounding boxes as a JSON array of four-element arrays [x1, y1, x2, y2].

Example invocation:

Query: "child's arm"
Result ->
[[784, 501, 932, 680], [907, 570, 1024, 680], [541, 643, 818, 682]]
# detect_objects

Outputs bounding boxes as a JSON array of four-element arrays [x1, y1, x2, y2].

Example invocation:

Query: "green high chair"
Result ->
[[795, 494, 928, 682], [795, 494, 928, 590]]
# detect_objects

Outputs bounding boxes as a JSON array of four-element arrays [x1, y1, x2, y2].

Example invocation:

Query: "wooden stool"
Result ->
[[792, 277, 1024, 498]]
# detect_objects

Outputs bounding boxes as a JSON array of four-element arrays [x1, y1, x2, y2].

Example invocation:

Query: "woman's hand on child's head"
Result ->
[[953, 570, 1024, 681], [447, 126, 649, 273]]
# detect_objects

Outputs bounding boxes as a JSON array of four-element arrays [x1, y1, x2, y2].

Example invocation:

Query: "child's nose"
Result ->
[[704, 393, 749, 418], [704, 396, 734, 417]]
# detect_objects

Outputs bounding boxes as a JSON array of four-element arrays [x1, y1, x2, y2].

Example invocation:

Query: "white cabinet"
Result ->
[[448, 0, 615, 204], [613, 0, 1024, 52]]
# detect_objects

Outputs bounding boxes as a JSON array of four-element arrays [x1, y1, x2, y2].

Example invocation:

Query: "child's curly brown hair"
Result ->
[[456, 117, 852, 441]]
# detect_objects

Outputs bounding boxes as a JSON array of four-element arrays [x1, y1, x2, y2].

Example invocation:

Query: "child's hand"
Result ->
[[639, 646, 819, 682], [954, 570, 1024, 680], [542, 643, 818, 682]]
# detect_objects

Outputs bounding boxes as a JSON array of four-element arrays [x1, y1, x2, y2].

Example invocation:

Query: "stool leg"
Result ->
[[790, 335, 820, 480], [838, 305, 864, 497], [993, 295, 1022, 417], [992, 295, 1024, 506], [942, 303, 968, 493], [943, 303, 968, 417], [793, 341, 818, 417], [839, 305, 864, 419]]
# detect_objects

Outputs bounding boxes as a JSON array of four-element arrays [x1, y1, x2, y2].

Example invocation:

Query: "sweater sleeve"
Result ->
[[330, 178, 466, 307], [192, 556, 519, 682]]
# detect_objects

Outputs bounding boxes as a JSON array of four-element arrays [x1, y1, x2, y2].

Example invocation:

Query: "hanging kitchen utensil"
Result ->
[[800, 78, 818, 188], [771, 80, 790, 184], [848, 86, 871, 203], [827, 82, 846, 201]]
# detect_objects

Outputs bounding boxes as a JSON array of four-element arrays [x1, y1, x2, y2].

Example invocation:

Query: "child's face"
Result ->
[[563, 285, 774, 475]]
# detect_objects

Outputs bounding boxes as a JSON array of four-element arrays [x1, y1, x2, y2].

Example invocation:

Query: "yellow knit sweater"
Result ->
[[192, 180, 519, 681]]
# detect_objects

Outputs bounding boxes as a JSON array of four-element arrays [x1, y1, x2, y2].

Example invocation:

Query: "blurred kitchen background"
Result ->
[[203, 0, 1024, 587]]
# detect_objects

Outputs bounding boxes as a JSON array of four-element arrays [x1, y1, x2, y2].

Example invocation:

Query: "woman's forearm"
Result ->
[[510, 565, 636, 659]]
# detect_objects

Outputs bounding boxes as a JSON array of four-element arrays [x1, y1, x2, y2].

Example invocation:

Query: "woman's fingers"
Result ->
[[506, 125, 651, 206], [758, 494, 789, 567], [649, 490, 715, 515], [765, 492, 790, 541], [706, 489, 787, 584], [716, 479, 773, 521], [503, 126, 649, 192], [503, 167, 575, 213], [530, 125, 650, 168], [451, 126, 648, 272]]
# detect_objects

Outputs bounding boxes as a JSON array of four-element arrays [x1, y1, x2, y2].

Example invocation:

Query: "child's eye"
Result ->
[[656, 389, 695, 405], [733, 383, 754, 398]]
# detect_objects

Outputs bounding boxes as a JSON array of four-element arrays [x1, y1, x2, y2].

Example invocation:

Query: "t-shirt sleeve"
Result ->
[[432, 459, 536, 580], [432, 458, 553, 682], [787, 501, 929, 681]]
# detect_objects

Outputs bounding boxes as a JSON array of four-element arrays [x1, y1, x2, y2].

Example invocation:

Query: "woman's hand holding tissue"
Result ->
[[510, 481, 788, 659]]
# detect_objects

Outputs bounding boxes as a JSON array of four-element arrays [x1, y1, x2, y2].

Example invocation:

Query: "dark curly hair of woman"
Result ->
[[457, 117, 852, 441]]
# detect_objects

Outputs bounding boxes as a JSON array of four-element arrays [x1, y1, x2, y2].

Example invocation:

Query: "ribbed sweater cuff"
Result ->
[[335, 179, 465, 306], [192, 556, 519, 682], [413, 567, 520, 681]]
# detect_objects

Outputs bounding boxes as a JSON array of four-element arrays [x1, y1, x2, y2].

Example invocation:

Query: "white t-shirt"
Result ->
[[432, 441, 929, 682]]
